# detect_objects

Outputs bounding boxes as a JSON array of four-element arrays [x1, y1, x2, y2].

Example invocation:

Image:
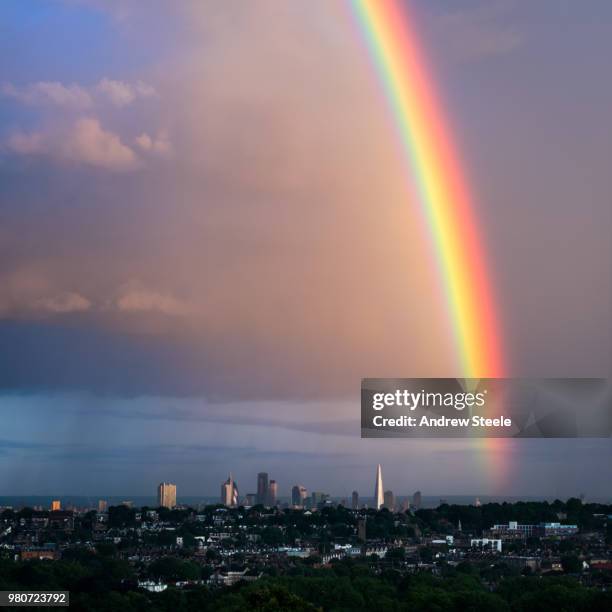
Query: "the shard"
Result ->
[[374, 464, 384, 510]]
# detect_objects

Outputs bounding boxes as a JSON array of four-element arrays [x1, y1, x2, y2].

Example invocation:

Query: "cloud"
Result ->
[[5, 118, 141, 172], [95, 78, 136, 106], [1, 81, 93, 109], [1, 78, 155, 109], [115, 284, 191, 316], [0, 266, 91, 317], [69, 396, 358, 437], [61, 117, 140, 170], [2, 76, 160, 169], [96, 78, 156, 107], [0, 266, 188, 321], [135, 131, 173, 157], [36, 292, 92, 314]]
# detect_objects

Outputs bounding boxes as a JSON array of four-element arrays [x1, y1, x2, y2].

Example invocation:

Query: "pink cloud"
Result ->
[[115, 284, 191, 316], [60, 117, 140, 171], [135, 131, 173, 157], [5, 118, 141, 172]]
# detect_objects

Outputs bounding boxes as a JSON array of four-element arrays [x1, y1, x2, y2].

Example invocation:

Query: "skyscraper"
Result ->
[[157, 482, 177, 509], [383, 490, 395, 511], [292, 485, 308, 507], [374, 464, 384, 510], [97, 500, 108, 513], [311, 491, 329, 508], [51, 500, 61, 511], [351, 490, 359, 510], [257, 472, 268, 505], [221, 474, 239, 507], [412, 490, 422, 510], [358, 518, 367, 541], [268, 480, 278, 506]]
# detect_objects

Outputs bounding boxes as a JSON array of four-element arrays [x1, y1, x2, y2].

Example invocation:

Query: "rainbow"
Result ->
[[350, 0, 504, 379]]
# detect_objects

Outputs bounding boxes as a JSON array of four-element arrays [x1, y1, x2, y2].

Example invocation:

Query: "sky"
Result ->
[[0, 0, 610, 500]]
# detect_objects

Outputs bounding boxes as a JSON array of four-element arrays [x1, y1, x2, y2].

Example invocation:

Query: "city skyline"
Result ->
[[78, 465, 598, 507], [0, 461, 606, 502], [0, 463, 507, 507]]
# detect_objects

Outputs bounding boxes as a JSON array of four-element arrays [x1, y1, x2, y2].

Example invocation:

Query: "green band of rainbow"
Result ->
[[351, 0, 504, 378]]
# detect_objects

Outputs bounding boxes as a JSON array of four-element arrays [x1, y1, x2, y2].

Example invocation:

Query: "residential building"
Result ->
[[157, 482, 177, 509]]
